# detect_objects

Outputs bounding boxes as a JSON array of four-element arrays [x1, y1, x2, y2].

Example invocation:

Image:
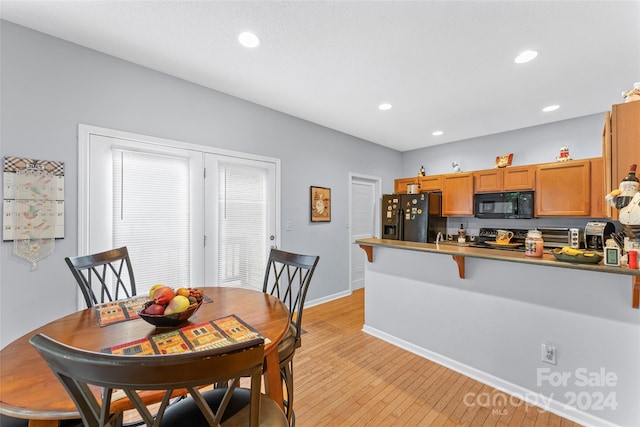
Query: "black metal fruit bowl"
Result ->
[[138, 301, 202, 327]]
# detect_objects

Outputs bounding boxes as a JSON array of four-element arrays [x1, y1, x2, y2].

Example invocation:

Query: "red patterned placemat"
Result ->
[[101, 314, 264, 355], [96, 296, 151, 327], [95, 295, 212, 327]]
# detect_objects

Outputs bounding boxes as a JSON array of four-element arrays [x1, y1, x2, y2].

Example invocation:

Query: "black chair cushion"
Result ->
[[0, 415, 82, 427], [161, 388, 285, 427]]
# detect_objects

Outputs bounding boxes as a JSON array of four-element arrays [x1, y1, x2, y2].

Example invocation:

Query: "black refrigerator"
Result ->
[[381, 193, 447, 243]]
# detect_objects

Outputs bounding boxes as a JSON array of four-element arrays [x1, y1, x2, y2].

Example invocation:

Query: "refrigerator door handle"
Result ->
[[398, 208, 404, 241]]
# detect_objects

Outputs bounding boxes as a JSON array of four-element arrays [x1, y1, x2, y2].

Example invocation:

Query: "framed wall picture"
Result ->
[[310, 186, 331, 222]]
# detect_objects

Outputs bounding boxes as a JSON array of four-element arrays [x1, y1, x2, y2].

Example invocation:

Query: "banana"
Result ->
[[560, 246, 583, 256]]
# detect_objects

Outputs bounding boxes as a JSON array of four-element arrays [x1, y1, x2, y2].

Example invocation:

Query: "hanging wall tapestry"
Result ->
[[3, 156, 65, 270]]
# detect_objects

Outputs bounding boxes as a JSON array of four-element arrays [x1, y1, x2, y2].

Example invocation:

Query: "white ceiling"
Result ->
[[1, 1, 639, 152]]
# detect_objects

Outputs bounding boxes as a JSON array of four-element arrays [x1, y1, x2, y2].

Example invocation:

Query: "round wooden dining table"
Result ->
[[0, 287, 290, 427]]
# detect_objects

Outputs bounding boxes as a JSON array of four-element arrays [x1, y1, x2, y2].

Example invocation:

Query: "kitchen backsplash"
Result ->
[[446, 216, 617, 239]]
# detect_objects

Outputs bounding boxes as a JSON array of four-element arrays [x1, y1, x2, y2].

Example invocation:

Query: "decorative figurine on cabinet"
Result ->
[[556, 146, 571, 162], [418, 165, 426, 176], [495, 153, 513, 168], [622, 82, 640, 103]]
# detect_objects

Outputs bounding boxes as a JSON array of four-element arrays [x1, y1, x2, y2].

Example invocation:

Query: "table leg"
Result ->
[[264, 350, 285, 411], [28, 420, 59, 427]]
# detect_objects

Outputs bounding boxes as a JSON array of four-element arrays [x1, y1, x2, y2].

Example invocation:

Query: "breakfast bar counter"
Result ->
[[356, 238, 640, 427], [356, 238, 640, 307]]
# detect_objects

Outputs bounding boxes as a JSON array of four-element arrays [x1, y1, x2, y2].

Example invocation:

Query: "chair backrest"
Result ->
[[29, 333, 266, 427], [65, 247, 136, 308], [262, 249, 319, 344]]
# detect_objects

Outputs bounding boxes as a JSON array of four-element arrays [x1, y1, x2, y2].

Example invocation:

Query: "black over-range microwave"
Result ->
[[474, 191, 534, 219]]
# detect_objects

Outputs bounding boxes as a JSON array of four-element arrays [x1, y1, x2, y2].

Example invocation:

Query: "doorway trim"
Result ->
[[348, 172, 382, 291]]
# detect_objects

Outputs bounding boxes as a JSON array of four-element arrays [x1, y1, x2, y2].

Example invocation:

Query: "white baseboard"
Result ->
[[362, 325, 621, 427], [305, 290, 352, 309]]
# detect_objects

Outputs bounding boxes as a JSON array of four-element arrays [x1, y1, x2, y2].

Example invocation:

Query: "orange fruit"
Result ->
[[175, 287, 190, 297]]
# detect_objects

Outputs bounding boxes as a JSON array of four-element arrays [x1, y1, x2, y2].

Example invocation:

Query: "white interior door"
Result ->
[[350, 175, 380, 290], [204, 154, 278, 290]]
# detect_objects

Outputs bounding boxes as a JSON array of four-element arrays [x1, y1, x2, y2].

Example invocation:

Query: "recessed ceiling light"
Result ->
[[514, 50, 538, 64], [432, 131, 444, 136], [542, 105, 560, 112], [238, 32, 260, 48], [378, 103, 392, 111]]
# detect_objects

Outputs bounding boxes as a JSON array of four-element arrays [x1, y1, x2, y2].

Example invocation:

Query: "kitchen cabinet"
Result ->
[[473, 166, 535, 193], [473, 169, 503, 193], [603, 101, 640, 220], [590, 157, 606, 218], [504, 166, 535, 191], [419, 175, 443, 192], [442, 173, 474, 216], [394, 177, 419, 194], [535, 159, 591, 216]]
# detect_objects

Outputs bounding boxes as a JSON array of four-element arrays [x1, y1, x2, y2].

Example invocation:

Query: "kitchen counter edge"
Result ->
[[355, 238, 640, 277]]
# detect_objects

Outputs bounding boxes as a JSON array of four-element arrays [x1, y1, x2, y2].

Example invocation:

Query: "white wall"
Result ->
[[402, 113, 605, 177], [0, 21, 402, 348], [364, 246, 640, 427]]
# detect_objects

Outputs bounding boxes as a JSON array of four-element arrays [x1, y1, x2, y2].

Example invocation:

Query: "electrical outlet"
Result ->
[[541, 343, 557, 365], [285, 221, 292, 231]]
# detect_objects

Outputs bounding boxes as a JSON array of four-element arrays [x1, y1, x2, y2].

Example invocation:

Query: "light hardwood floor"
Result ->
[[293, 288, 582, 426]]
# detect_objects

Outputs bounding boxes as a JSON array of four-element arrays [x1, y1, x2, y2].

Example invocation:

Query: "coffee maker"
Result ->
[[584, 221, 615, 250]]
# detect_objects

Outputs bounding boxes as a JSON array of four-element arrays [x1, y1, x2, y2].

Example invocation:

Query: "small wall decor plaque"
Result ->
[[310, 186, 331, 222], [495, 153, 513, 168]]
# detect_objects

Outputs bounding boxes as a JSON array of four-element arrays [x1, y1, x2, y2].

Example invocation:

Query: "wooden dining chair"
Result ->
[[65, 247, 137, 308], [29, 333, 288, 427], [262, 248, 319, 425]]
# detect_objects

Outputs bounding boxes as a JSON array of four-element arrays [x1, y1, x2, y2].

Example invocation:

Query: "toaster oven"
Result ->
[[538, 228, 582, 249]]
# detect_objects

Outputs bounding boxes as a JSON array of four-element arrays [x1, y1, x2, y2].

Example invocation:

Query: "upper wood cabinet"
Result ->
[[442, 173, 474, 216], [590, 157, 606, 218], [419, 175, 443, 192], [394, 175, 443, 193], [473, 169, 503, 193], [474, 166, 535, 193], [535, 160, 591, 216], [503, 166, 535, 191], [394, 177, 419, 194], [603, 101, 640, 220]]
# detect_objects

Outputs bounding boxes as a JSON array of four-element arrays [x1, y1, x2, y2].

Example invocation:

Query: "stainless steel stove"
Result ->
[[470, 228, 529, 251]]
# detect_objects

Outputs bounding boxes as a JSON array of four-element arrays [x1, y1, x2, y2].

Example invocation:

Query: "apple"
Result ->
[[148, 284, 164, 298], [152, 286, 175, 305], [164, 295, 190, 315], [144, 303, 166, 315]]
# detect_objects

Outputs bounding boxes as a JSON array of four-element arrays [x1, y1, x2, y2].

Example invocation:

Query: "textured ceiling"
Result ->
[[1, 0, 639, 152]]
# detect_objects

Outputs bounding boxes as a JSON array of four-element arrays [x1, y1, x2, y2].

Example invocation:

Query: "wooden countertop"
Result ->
[[355, 237, 639, 276], [356, 238, 640, 309]]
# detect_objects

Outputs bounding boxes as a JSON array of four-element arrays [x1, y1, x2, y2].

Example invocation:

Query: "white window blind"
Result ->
[[113, 150, 191, 294], [217, 163, 268, 289]]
